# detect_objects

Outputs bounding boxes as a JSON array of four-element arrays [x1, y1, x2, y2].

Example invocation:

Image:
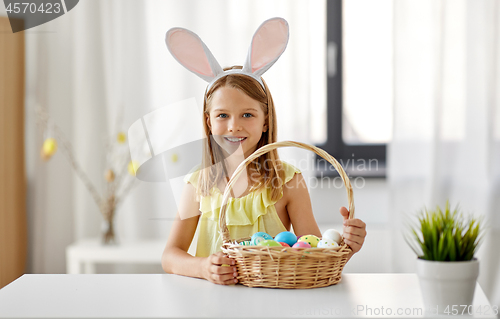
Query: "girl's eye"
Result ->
[[217, 114, 228, 118], [243, 113, 253, 118]]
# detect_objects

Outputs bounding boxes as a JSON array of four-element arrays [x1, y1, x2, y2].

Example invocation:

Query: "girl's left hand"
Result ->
[[340, 206, 366, 254]]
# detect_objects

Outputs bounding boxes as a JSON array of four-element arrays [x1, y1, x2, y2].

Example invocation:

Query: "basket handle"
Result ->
[[218, 141, 355, 244]]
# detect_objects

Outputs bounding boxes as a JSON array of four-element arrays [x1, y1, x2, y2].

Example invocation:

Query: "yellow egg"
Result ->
[[42, 138, 58, 156], [128, 161, 139, 176], [171, 153, 178, 163], [298, 235, 320, 248], [117, 132, 126, 144]]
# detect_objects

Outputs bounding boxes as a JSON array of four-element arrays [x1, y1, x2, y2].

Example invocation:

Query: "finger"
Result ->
[[343, 234, 365, 250], [343, 232, 365, 245], [222, 256, 236, 266], [223, 278, 239, 285], [211, 273, 238, 285], [339, 207, 350, 221], [211, 270, 239, 284], [209, 252, 224, 265], [212, 265, 238, 275], [343, 226, 367, 237], [344, 238, 362, 253], [343, 219, 366, 228], [343, 233, 364, 247], [214, 258, 235, 266], [223, 276, 239, 285], [211, 253, 235, 266], [345, 233, 366, 245]]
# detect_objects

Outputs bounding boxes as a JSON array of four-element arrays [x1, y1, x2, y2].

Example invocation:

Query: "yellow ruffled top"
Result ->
[[183, 161, 301, 257]]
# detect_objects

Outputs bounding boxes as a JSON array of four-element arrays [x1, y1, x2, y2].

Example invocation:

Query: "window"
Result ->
[[315, 0, 392, 178]]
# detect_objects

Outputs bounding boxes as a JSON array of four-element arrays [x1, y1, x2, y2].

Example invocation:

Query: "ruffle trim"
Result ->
[[185, 162, 301, 226]]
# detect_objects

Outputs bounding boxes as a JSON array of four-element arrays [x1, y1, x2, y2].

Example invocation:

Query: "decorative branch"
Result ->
[[53, 124, 104, 208], [35, 104, 139, 231], [36, 106, 103, 208]]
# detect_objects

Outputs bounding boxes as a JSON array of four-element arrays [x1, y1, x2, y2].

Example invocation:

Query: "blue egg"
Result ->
[[274, 231, 297, 247], [251, 232, 273, 245]]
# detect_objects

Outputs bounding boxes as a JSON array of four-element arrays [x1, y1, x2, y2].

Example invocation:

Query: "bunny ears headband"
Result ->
[[165, 17, 289, 91]]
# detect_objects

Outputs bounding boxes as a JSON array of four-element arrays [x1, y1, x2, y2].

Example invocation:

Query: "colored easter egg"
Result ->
[[292, 241, 311, 248], [258, 240, 282, 247], [42, 138, 58, 157], [117, 132, 127, 144], [317, 239, 340, 248], [274, 231, 297, 247], [105, 169, 115, 182], [128, 161, 140, 176], [238, 241, 252, 246], [252, 236, 266, 245], [298, 235, 320, 247], [251, 232, 272, 245], [278, 242, 290, 247], [323, 229, 342, 244], [171, 153, 179, 163]]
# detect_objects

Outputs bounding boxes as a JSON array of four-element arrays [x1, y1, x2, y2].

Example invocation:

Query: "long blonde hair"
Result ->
[[198, 66, 285, 201]]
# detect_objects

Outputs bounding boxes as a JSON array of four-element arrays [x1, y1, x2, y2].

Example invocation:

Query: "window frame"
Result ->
[[315, 0, 387, 179]]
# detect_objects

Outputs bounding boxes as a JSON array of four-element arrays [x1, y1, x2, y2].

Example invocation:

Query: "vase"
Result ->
[[416, 258, 479, 314], [100, 195, 117, 245], [101, 219, 117, 245]]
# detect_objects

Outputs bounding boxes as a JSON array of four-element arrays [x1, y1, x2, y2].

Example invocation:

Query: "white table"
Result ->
[[66, 238, 166, 274], [0, 274, 496, 318]]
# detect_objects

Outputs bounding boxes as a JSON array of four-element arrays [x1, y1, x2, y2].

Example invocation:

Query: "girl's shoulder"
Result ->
[[183, 164, 202, 187], [280, 161, 301, 184]]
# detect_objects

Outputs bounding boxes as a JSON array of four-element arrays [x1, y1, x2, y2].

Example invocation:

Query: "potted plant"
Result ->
[[405, 201, 484, 314]]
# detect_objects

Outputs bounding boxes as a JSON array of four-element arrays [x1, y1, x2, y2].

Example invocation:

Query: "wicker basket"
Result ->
[[219, 141, 355, 289]]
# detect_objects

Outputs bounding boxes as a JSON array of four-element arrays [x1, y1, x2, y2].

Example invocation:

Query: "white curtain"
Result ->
[[389, 0, 500, 307], [25, 0, 325, 273]]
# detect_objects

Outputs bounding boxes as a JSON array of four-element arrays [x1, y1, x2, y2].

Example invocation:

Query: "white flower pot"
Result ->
[[416, 258, 479, 314]]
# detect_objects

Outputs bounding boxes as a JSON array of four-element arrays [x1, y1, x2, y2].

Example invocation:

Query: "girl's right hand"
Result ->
[[201, 252, 239, 285]]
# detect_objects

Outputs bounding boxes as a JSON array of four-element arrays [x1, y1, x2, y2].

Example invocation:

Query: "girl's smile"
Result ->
[[207, 87, 267, 157], [223, 136, 247, 143]]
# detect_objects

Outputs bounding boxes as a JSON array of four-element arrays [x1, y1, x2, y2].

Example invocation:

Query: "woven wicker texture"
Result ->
[[219, 141, 355, 288]]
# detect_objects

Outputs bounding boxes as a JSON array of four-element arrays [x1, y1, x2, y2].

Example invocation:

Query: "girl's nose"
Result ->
[[228, 119, 242, 132]]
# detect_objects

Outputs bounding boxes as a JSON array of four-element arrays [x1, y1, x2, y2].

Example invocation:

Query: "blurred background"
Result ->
[[0, 0, 499, 309]]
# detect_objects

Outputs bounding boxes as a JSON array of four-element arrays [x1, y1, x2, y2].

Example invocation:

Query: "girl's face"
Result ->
[[206, 86, 268, 158]]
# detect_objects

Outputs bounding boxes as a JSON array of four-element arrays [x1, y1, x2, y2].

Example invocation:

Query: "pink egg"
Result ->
[[278, 242, 290, 247], [292, 241, 311, 248]]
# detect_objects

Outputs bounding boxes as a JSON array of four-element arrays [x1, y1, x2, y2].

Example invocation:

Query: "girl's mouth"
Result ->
[[224, 136, 247, 143]]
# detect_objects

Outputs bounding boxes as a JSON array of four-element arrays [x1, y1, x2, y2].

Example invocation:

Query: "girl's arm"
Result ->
[[282, 173, 322, 237], [161, 182, 238, 285], [283, 173, 366, 260]]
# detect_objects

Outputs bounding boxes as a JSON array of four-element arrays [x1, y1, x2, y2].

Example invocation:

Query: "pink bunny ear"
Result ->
[[242, 17, 289, 78], [165, 28, 223, 82]]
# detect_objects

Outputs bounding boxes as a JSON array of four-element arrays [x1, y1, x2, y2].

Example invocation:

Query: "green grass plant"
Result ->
[[405, 201, 483, 261]]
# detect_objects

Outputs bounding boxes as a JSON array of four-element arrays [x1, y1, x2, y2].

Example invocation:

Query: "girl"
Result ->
[[161, 18, 366, 286]]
